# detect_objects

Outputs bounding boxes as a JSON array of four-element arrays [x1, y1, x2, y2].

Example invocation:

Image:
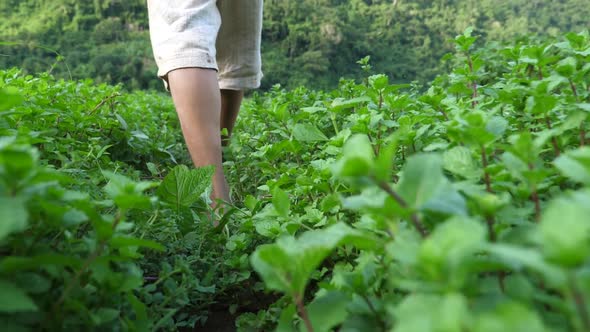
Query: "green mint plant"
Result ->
[[249, 30, 590, 332], [3, 28, 590, 332]]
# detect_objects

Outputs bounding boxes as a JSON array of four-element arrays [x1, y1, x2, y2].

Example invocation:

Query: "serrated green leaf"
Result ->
[[102, 171, 157, 210], [332, 134, 375, 178], [115, 113, 128, 130], [485, 244, 566, 286], [554, 147, 590, 185], [419, 216, 486, 282], [443, 146, 481, 180], [292, 123, 328, 142], [0, 87, 23, 111], [307, 291, 351, 332], [485, 116, 508, 138], [393, 293, 470, 332], [555, 57, 577, 77], [537, 191, 590, 267], [244, 194, 258, 212], [16, 273, 51, 295], [110, 236, 164, 251], [92, 308, 120, 325], [251, 223, 376, 297], [0, 279, 38, 313], [146, 162, 159, 176], [397, 153, 466, 215], [0, 145, 36, 185], [276, 304, 297, 332], [526, 94, 558, 115], [0, 197, 28, 241], [272, 187, 290, 217], [157, 165, 214, 208], [128, 293, 149, 331], [330, 97, 371, 112], [474, 302, 546, 332], [254, 219, 281, 238], [369, 74, 389, 90], [505, 274, 535, 302], [62, 209, 88, 227], [0, 255, 82, 273], [374, 137, 398, 182], [249, 242, 293, 292], [301, 106, 327, 114]]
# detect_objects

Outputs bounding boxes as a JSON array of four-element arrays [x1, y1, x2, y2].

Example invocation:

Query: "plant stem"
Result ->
[[481, 146, 504, 290], [438, 107, 449, 121], [484, 214, 506, 292], [295, 294, 314, 332], [530, 188, 541, 222], [569, 274, 590, 331], [150, 269, 183, 287], [467, 54, 478, 108], [331, 113, 339, 135], [537, 280, 552, 311], [498, 271, 506, 292], [361, 294, 387, 332], [569, 79, 586, 147], [481, 145, 492, 193], [528, 163, 541, 222], [376, 127, 382, 155], [570, 79, 579, 100], [53, 247, 103, 310], [139, 209, 159, 239], [367, 134, 379, 156], [485, 216, 496, 242], [545, 115, 561, 156], [374, 179, 428, 238], [52, 211, 123, 313], [88, 92, 121, 115]]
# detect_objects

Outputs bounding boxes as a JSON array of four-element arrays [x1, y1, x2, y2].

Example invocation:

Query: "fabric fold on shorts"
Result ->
[[147, 0, 263, 91]]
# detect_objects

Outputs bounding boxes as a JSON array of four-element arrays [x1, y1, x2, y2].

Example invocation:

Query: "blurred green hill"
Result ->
[[1, 0, 588, 90]]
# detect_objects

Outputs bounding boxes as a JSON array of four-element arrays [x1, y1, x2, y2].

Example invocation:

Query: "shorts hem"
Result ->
[[156, 53, 219, 91], [156, 53, 218, 78], [218, 73, 263, 90]]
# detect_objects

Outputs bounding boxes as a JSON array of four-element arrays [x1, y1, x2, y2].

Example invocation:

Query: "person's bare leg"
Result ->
[[167, 68, 230, 205], [220, 89, 244, 146]]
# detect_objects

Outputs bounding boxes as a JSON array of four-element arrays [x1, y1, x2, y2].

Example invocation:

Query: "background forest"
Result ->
[[1, 0, 589, 90], [3, 1, 590, 331]]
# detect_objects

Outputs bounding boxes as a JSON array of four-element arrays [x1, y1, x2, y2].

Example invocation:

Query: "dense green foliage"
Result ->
[[2, 0, 590, 90], [2, 29, 590, 331]]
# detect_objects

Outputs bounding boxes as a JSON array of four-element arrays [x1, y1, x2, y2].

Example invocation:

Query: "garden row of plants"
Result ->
[[1, 29, 590, 331]]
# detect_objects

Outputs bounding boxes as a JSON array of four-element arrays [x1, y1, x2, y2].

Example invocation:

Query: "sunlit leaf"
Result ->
[[157, 165, 214, 208]]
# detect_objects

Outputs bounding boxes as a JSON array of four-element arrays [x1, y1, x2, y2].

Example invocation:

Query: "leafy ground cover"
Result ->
[[1, 30, 590, 331]]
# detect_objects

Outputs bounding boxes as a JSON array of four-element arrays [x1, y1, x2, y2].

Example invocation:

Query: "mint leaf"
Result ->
[[157, 165, 214, 208], [397, 154, 466, 215], [0, 197, 28, 241], [0, 87, 23, 111], [272, 187, 290, 217], [292, 123, 328, 142], [554, 147, 590, 185], [251, 223, 376, 297], [0, 279, 38, 313], [307, 291, 350, 331]]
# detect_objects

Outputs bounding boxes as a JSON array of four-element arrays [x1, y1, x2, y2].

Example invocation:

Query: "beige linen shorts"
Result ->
[[147, 0, 263, 90]]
